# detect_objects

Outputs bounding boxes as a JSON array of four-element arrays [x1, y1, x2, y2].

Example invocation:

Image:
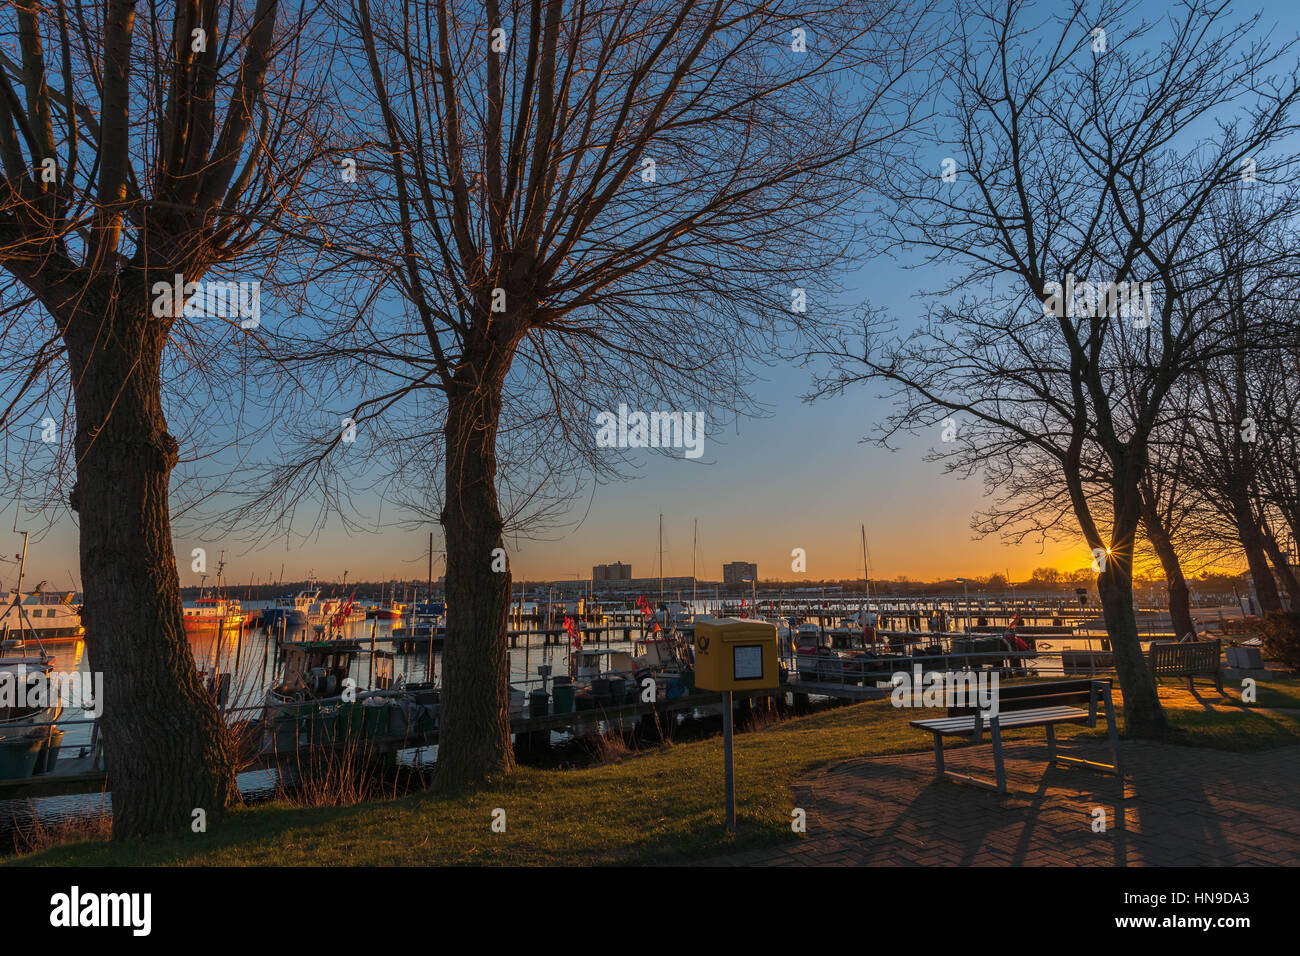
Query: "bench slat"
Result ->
[[910, 704, 1088, 735]]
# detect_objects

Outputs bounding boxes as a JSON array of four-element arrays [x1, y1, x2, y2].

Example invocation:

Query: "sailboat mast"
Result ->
[[861, 524, 874, 608], [15, 530, 27, 598], [692, 519, 697, 607], [659, 513, 664, 607], [15, 530, 28, 641]]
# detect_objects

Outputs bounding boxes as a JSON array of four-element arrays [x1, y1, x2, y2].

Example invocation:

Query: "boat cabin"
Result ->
[[273, 641, 363, 700], [572, 648, 638, 680]]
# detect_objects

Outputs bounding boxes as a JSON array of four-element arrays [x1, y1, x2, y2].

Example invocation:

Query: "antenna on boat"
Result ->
[[10, 531, 49, 658], [692, 518, 698, 608], [659, 513, 664, 608]]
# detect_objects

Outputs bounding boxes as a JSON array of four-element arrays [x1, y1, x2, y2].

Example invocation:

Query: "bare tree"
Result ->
[[1137, 391, 1206, 640], [1255, 342, 1300, 595], [809, 0, 1300, 735], [235, 0, 937, 787], [0, 0, 330, 836]]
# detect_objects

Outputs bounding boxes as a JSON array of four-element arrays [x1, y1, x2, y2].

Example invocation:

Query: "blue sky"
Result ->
[[5, 0, 1296, 592]]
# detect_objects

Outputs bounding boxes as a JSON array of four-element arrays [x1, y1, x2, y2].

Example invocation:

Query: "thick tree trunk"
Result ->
[[435, 350, 516, 789], [1097, 555, 1167, 737], [1232, 500, 1282, 613], [65, 292, 237, 838], [1138, 489, 1196, 640], [1260, 523, 1300, 608], [1095, 468, 1167, 737]]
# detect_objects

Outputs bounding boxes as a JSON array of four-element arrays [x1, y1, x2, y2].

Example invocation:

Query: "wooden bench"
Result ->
[[909, 678, 1123, 794], [1147, 639, 1223, 693]]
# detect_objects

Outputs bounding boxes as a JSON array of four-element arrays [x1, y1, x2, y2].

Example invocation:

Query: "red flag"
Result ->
[[564, 614, 579, 648]]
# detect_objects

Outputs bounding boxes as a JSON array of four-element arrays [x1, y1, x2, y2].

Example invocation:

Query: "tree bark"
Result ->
[[1232, 500, 1282, 613], [1138, 487, 1196, 640], [435, 341, 516, 788], [1260, 522, 1300, 608], [1097, 478, 1167, 738], [64, 287, 237, 838]]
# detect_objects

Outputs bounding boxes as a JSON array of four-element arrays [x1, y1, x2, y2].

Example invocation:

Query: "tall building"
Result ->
[[592, 561, 632, 582], [723, 561, 758, 587]]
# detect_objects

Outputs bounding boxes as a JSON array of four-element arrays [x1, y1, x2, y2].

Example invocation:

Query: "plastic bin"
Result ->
[[0, 736, 44, 779], [552, 682, 575, 714]]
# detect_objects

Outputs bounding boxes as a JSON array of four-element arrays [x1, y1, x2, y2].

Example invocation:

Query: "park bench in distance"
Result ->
[[909, 678, 1123, 795], [1147, 638, 1224, 694]]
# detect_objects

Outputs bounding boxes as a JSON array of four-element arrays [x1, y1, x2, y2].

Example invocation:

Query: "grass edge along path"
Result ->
[[9, 677, 1300, 867]]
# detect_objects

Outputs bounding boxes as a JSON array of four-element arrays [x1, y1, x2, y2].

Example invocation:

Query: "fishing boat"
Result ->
[[183, 554, 247, 634], [367, 602, 405, 620], [181, 596, 245, 634], [366, 583, 406, 620], [262, 640, 439, 750], [0, 591, 83, 643], [571, 632, 692, 705]]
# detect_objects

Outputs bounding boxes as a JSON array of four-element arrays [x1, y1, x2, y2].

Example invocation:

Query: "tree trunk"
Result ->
[[1260, 523, 1300, 608], [1232, 500, 1282, 613], [65, 290, 237, 838], [435, 347, 516, 789], [1097, 482, 1167, 737], [1138, 489, 1196, 640]]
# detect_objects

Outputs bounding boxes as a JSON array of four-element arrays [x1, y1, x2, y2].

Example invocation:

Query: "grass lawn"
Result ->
[[10, 677, 1300, 867]]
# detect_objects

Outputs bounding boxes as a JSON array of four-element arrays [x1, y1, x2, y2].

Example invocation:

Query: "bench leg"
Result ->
[[990, 717, 1006, 793], [932, 732, 944, 777], [1045, 723, 1057, 765]]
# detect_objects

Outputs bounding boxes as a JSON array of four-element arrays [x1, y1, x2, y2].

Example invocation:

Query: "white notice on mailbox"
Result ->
[[733, 644, 763, 681]]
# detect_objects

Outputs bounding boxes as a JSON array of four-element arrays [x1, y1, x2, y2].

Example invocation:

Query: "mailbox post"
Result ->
[[693, 617, 779, 834]]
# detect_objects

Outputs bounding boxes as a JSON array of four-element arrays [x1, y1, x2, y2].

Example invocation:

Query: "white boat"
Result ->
[[0, 638, 64, 778], [0, 591, 83, 643], [264, 587, 318, 629]]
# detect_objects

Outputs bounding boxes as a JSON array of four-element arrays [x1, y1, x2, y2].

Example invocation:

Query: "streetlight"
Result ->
[[741, 577, 756, 618], [955, 578, 971, 634]]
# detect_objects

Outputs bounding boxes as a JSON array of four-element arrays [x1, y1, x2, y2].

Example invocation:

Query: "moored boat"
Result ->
[[0, 638, 64, 779], [181, 596, 245, 634], [262, 640, 438, 751], [0, 591, 83, 643], [263, 586, 318, 630]]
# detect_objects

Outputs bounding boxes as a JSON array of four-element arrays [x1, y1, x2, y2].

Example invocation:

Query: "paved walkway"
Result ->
[[704, 739, 1300, 866]]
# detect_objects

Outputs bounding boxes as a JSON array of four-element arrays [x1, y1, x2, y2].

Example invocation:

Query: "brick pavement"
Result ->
[[702, 739, 1300, 866]]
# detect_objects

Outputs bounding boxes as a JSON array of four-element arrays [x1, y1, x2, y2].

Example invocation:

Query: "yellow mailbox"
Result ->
[[693, 617, 778, 691]]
